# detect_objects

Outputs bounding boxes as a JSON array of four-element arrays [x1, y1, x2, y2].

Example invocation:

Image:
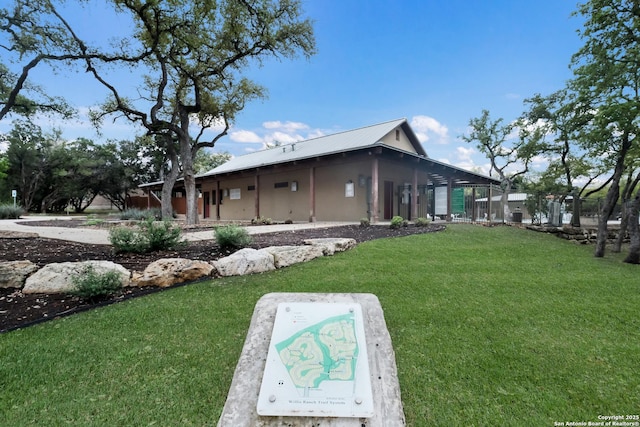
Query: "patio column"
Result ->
[[309, 167, 316, 222], [447, 178, 453, 221], [254, 174, 260, 219], [371, 157, 379, 223], [216, 180, 221, 220], [412, 167, 419, 220]]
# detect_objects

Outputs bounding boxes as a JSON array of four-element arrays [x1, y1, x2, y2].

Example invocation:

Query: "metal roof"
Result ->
[[199, 118, 421, 177], [140, 118, 499, 188]]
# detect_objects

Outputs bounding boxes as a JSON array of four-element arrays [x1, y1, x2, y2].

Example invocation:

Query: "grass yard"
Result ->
[[1, 225, 639, 426]]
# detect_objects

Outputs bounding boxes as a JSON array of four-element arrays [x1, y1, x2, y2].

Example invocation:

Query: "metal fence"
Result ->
[[396, 184, 506, 223]]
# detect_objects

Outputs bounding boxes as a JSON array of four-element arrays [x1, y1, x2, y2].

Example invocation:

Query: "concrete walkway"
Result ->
[[0, 216, 359, 245]]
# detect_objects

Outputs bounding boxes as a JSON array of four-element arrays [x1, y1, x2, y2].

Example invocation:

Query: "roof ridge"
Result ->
[[296, 117, 407, 145]]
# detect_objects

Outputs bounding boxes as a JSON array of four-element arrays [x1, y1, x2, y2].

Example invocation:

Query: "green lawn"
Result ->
[[1, 225, 638, 426]]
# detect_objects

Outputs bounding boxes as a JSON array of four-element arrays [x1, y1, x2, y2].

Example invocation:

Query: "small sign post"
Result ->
[[11, 189, 17, 208]]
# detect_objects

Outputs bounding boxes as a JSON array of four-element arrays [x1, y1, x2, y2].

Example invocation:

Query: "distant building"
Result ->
[[141, 118, 500, 223]]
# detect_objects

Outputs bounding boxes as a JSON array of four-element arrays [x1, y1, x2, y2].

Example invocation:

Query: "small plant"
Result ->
[[109, 217, 184, 253], [83, 217, 105, 227], [138, 217, 184, 251], [360, 217, 370, 227], [251, 216, 273, 225], [71, 265, 123, 300], [389, 215, 405, 229], [215, 224, 253, 250], [414, 217, 431, 227], [284, 218, 293, 224], [120, 208, 163, 221], [0, 204, 24, 219]]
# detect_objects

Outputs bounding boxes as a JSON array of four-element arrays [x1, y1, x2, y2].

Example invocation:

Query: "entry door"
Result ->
[[203, 191, 210, 218], [384, 181, 394, 220]]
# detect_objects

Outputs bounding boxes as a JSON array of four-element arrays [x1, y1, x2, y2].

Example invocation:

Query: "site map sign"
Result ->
[[257, 302, 374, 418]]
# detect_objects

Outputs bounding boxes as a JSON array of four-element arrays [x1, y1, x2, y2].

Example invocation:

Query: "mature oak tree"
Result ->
[[462, 109, 541, 222], [87, 0, 316, 223], [2, 0, 315, 224]]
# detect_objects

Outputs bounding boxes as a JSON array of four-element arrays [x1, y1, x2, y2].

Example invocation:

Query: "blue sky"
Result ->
[[1, 0, 585, 176]]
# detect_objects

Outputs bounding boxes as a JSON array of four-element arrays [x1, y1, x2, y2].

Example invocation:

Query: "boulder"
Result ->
[[130, 258, 214, 288], [212, 248, 275, 277], [303, 238, 357, 255], [0, 260, 39, 289], [263, 245, 325, 268], [23, 261, 130, 294]]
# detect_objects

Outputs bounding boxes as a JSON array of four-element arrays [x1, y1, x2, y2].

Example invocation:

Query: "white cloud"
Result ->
[[264, 131, 302, 146], [230, 130, 262, 143], [262, 120, 309, 133], [410, 115, 449, 144], [455, 146, 475, 163]]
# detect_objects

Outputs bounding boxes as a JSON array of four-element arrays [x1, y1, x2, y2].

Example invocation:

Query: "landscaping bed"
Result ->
[[1, 221, 445, 332]]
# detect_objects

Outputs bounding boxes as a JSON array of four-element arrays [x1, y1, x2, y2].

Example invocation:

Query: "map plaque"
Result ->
[[257, 302, 374, 418]]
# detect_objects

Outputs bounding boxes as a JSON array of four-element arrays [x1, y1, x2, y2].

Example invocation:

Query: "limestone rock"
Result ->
[[263, 245, 325, 268], [130, 258, 214, 288], [303, 238, 357, 255], [23, 261, 130, 294], [212, 248, 275, 277], [0, 260, 39, 289]]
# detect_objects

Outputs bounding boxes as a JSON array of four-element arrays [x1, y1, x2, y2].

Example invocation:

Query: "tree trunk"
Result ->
[[160, 149, 180, 220], [594, 182, 621, 257], [570, 192, 581, 227], [623, 191, 640, 264], [179, 133, 199, 225], [613, 202, 627, 253]]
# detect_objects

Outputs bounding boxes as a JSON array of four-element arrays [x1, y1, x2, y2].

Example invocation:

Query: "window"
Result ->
[[230, 188, 241, 200], [248, 185, 255, 191], [274, 181, 289, 189], [395, 129, 400, 141]]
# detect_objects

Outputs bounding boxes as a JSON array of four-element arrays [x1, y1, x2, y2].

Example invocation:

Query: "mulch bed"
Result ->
[[1, 221, 445, 332]]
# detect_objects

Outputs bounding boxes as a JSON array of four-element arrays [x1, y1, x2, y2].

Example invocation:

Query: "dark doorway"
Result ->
[[384, 181, 394, 220], [203, 191, 210, 218]]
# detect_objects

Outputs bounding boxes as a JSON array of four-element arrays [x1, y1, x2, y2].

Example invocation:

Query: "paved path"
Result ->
[[0, 216, 358, 245]]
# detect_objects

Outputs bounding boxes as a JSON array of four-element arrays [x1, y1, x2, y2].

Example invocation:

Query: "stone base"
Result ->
[[217, 293, 405, 427]]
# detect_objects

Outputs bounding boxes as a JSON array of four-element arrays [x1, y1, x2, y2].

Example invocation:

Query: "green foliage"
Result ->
[[414, 217, 430, 227], [119, 208, 162, 221], [360, 217, 370, 227], [109, 218, 183, 253], [108, 226, 148, 254], [0, 204, 24, 219], [214, 225, 252, 250], [251, 216, 272, 225], [71, 265, 123, 300], [139, 218, 183, 252], [389, 215, 407, 229], [2, 226, 639, 426]]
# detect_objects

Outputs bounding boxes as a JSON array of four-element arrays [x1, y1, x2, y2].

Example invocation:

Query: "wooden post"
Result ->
[[371, 158, 379, 223], [216, 180, 221, 220], [412, 168, 419, 220], [309, 167, 316, 222], [254, 174, 260, 220], [447, 178, 453, 221]]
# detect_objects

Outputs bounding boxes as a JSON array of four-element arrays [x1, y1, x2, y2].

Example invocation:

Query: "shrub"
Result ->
[[284, 218, 293, 224], [360, 217, 370, 227], [215, 225, 253, 250], [414, 217, 430, 227], [120, 208, 163, 221], [109, 218, 184, 253], [109, 226, 148, 253], [138, 218, 184, 251], [0, 204, 24, 219], [389, 215, 405, 229], [251, 216, 272, 225], [71, 265, 123, 300]]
